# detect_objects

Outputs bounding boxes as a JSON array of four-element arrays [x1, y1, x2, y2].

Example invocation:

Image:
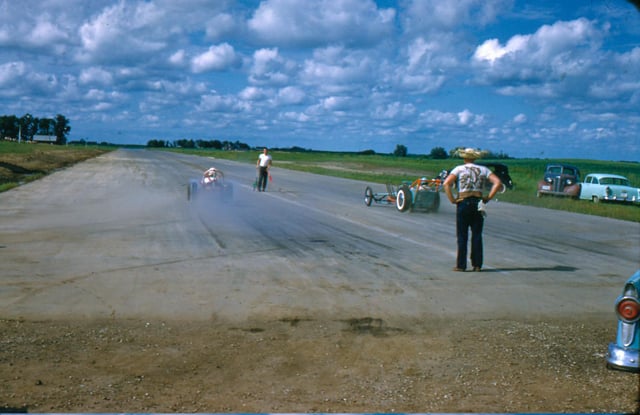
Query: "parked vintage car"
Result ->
[[536, 164, 581, 198], [579, 173, 640, 204], [607, 270, 640, 372], [477, 162, 514, 192]]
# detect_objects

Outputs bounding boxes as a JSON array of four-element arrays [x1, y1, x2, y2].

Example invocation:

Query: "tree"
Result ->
[[429, 146, 448, 159], [393, 144, 408, 157], [53, 114, 71, 145], [147, 139, 167, 148], [20, 113, 37, 140], [0, 115, 19, 139], [38, 118, 53, 136]]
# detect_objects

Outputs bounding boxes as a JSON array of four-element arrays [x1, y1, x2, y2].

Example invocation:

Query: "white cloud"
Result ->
[[281, 111, 310, 122], [277, 86, 305, 105], [404, 0, 511, 32], [239, 86, 268, 101], [373, 102, 416, 120], [473, 18, 602, 71], [197, 93, 243, 112], [249, 48, 293, 85], [169, 50, 187, 66], [419, 108, 484, 127], [77, 1, 167, 63], [205, 13, 236, 40], [513, 113, 527, 124], [247, 0, 395, 47], [79, 67, 113, 86], [28, 17, 69, 49], [0, 62, 27, 86], [191, 43, 238, 73]]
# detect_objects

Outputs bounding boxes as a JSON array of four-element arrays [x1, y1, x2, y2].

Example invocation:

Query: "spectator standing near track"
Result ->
[[443, 148, 502, 272], [256, 147, 272, 192]]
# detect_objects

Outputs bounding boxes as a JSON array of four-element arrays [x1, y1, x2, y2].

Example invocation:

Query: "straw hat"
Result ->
[[457, 147, 482, 160]]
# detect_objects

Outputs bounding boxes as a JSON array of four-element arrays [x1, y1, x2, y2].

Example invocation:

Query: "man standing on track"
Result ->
[[256, 147, 272, 192], [443, 148, 502, 272]]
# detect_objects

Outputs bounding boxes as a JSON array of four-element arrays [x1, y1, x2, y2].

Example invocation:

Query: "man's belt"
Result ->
[[458, 191, 483, 199]]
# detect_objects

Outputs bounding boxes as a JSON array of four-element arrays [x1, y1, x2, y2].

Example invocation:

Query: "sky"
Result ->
[[1, 0, 639, 160]]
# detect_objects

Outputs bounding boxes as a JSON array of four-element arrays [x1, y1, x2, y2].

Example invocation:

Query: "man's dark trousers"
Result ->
[[456, 197, 484, 270], [257, 166, 268, 191]]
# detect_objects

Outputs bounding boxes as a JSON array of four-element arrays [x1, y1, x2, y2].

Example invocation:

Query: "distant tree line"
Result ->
[[1, 114, 71, 145], [394, 144, 510, 159], [147, 138, 251, 150], [146, 138, 510, 159]]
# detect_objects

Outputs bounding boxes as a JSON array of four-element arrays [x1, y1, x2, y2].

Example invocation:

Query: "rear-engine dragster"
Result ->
[[364, 170, 448, 213], [188, 167, 233, 202], [363, 163, 513, 213]]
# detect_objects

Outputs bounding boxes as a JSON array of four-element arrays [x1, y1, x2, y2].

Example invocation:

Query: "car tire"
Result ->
[[431, 192, 440, 212], [592, 195, 600, 203], [188, 182, 198, 201], [364, 186, 373, 206], [396, 185, 412, 212]]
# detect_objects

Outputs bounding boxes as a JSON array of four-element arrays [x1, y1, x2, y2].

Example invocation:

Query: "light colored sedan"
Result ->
[[580, 173, 640, 203]]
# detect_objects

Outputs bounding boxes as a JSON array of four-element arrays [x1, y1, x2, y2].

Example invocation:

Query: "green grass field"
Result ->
[[168, 147, 640, 223]]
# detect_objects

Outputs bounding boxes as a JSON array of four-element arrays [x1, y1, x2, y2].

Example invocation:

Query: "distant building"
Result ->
[[32, 135, 57, 143]]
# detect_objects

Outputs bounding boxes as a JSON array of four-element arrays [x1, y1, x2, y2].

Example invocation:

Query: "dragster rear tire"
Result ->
[[187, 181, 198, 201], [396, 185, 412, 212]]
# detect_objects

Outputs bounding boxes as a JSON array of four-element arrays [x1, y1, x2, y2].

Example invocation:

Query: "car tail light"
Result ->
[[616, 297, 640, 323]]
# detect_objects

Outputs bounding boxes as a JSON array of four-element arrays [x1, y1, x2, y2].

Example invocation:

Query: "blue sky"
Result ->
[[1, 0, 639, 160]]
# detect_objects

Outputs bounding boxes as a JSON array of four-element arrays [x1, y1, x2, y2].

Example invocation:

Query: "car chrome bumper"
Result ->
[[607, 342, 640, 372]]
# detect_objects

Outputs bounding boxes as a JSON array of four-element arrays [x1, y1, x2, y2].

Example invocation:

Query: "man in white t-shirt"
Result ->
[[256, 148, 272, 192], [443, 148, 502, 272]]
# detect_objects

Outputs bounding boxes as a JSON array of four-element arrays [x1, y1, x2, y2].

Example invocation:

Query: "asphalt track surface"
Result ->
[[1, 149, 638, 323]]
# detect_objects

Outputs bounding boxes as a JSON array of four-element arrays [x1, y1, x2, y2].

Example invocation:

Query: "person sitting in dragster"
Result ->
[[202, 167, 222, 185]]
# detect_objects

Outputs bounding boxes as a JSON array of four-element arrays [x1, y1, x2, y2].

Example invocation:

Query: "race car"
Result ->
[[188, 167, 233, 202], [364, 170, 447, 213]]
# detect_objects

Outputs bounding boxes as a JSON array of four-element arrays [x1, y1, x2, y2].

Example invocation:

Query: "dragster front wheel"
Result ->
[[364, 186, 373, 206]]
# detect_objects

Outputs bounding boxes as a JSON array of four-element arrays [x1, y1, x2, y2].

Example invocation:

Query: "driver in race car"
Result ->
[[202, 167, 220, 185]]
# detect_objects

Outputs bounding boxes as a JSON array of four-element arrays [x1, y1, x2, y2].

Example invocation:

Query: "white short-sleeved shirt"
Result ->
[[449, 163, 492, 193], [258, 154, 272, 167]]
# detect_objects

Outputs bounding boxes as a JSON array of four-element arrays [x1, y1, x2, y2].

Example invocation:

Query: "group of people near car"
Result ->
[[203, 146, 503, 273]]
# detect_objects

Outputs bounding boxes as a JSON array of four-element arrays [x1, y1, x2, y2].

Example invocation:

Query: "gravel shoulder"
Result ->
[[2, 317, 638, 413]]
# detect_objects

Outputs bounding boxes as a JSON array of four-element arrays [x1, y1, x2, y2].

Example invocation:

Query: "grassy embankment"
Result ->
[[170, 147, 640, 223], [0, 141, 112, 192]]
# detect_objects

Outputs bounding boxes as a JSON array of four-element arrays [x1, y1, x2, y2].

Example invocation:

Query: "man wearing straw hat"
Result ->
[[443, 148, 502, 272]]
